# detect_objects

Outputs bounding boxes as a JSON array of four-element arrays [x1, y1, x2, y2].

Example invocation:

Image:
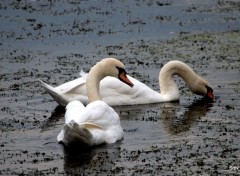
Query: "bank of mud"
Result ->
[[0, 0, 240, 175], [0, 30, 239, 175]]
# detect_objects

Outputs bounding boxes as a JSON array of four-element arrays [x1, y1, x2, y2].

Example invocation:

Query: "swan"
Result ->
[[39, 60, 214, 106], [57, 58, 134, 146]]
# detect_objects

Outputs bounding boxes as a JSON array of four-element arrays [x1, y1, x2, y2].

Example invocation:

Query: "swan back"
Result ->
[[64, 100, 86, 124], [58, 100, 123, 146]]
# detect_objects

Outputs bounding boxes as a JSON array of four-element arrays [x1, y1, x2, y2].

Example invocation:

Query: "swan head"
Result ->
[[159, 60, 214, 100], [98, 58, 134, 87], [87, 58, 134, 102], [192, 78, 214, 99]]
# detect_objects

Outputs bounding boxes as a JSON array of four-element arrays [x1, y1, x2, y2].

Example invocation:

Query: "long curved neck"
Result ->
[[86, 63, 105, 103], [159, 61, 199, 98]]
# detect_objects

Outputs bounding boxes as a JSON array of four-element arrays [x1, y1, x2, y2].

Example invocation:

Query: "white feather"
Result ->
[[39, 60, 212, 106]]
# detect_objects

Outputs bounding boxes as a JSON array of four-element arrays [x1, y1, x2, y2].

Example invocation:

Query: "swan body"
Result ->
[[57, 58, 133, 146], [57, 100, 124, 146], [39, 60, 214, 106]]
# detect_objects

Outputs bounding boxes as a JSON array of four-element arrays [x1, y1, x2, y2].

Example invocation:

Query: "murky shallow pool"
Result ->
[[0, 0, 240, 175]]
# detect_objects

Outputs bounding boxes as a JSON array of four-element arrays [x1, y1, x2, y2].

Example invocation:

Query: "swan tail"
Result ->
[[38, 79, 69, 106], [58, 120, 94, 146], [79, 70, 88, 79]]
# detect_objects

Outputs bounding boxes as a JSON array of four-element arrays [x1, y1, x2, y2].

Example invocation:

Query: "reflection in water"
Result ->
[[114, 98, 213, 136], [41, 98, 213, 173], [41, 106, 65, 132], [63, 142, 122, 173], [160, 98, 213, 135], [63, 144, 93, 168]]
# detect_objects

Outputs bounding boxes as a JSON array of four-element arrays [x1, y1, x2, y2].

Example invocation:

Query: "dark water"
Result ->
[[0, 0, 240, 175]]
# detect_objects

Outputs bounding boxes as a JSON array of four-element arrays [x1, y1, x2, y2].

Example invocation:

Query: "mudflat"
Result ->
[[0, 0, 239, 175]]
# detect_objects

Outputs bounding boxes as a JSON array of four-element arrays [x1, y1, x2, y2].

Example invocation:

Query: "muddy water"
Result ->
[[0, 0, 240, 175]]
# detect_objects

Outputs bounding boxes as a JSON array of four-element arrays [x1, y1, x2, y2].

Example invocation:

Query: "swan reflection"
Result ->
[[160, 98, 212, 135], [42, 97, 213, 173], [40, 106, 65, 132], [42, 97, 212, 137], [63, 142, 122, 173]]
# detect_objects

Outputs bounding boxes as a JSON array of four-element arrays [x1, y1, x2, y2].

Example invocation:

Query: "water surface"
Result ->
[[0, 0, 240, 175]]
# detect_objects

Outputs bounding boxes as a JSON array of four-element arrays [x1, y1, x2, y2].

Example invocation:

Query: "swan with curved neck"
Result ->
[[86, 58, 133, 102], [159, 60, 214, 101], [39, 60, 214, 106], [57, 58, 134, 146]]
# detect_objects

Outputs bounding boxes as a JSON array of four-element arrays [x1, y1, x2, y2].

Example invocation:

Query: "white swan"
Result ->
[[57, 58, 134, 146], [39, 60, 214, 106]]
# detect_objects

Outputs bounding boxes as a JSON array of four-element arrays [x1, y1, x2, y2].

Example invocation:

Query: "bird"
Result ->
[[57, 58, 133, 146], [39, 60, 214, 106]]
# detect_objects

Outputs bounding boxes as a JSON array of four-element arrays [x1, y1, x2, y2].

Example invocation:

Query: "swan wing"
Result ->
[[40, 73, 165, 106], [55, 71, 87, 94], [64, 100, 86, 124], [79, 122, 103, 130], [84, 101, 124, 144], [38, 79, 70, 106], [84, 101, 120, 126], [38, 72, 89, 106], [64, 100, 120, 128], [100, 75, 163, 105]]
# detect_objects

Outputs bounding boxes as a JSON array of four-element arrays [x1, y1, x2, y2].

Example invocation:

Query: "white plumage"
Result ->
[[39, 60, 214, 107], [57, 100, 123, 146], [56, 58, 133, 146]]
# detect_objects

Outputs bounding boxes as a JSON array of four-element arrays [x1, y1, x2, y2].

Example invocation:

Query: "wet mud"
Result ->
[[0, 0, 240, 175]]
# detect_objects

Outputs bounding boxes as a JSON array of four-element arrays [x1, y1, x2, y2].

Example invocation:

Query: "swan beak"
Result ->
[[119, 72, 134, 87], [207, 88, 214, 99]]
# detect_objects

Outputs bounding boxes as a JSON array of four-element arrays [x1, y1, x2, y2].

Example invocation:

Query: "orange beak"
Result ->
[[119, 72, 134, 87], [207, 89, 215, 99]]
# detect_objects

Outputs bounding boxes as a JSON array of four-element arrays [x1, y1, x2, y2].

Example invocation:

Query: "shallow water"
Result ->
[[0, 0, 240, 175]]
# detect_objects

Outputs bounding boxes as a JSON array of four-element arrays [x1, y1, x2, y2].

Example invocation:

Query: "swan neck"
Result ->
[[159, 61, 199, 95], [86, 64, 105, 103]]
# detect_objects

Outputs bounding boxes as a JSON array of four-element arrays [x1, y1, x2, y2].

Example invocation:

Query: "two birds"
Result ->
[[39, 58, 214, 146]]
